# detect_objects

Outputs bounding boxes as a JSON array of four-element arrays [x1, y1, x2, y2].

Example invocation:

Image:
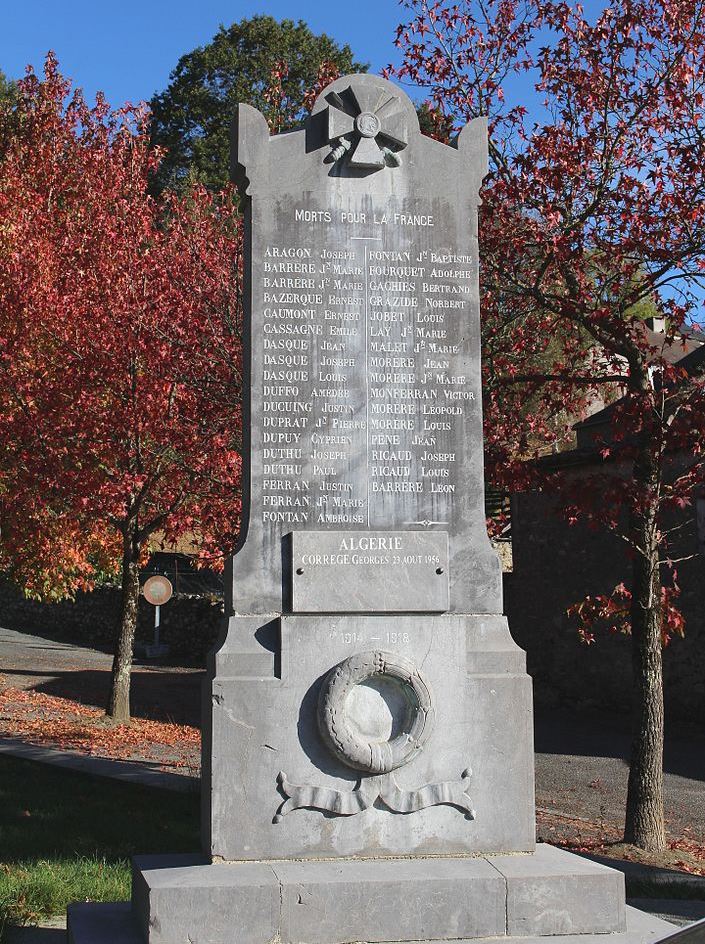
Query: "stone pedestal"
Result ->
[[67, 614, 674, 944], [203, 614, 533, 861], [131, 844, 629, 943], [68, 848, 676, 944]]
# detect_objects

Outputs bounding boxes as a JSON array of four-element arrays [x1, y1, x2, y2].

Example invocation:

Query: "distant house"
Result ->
[[504, 325, 705, 722], [144, 533, 223, 597], [576, 320, 705, 442]]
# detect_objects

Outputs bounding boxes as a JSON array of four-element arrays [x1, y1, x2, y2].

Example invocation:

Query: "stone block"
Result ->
[[131, 854, 207, 931], [488, 843, 626, 936], [275, 857, 505, 943], [206, 613, 535, 861], [67, 902, 141, 944], [68, 860, 673, 944], [133, 858, 280, 944], [130, 855, 504, 944], [466, 614, 526, 674], [127, 846, 635, 944]]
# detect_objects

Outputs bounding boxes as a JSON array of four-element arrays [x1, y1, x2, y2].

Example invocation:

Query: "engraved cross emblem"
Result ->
[[325, 83, 408, 170]]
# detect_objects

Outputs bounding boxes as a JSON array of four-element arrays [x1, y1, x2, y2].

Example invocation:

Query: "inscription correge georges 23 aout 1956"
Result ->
[[260, 204, 476, 529]]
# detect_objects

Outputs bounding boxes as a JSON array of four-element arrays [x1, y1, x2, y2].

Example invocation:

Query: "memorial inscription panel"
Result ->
[[291, 530, 449, 612], [260, 214, 474, 524]]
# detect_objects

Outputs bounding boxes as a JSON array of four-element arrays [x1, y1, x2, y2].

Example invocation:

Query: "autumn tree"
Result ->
[[0, 55, 243, 722], [149, 16, 366, 191], [392, 0, 705, 850]]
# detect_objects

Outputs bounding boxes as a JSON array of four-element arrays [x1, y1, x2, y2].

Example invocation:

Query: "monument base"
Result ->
[[205, 613, 537, 861], [67, 845, 675, 944]]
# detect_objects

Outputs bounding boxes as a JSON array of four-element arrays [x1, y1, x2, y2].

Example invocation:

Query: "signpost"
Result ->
[[143, 574, 173, 658]]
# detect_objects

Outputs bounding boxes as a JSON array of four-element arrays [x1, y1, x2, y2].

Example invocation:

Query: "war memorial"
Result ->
[[67, 74, 675, 944]]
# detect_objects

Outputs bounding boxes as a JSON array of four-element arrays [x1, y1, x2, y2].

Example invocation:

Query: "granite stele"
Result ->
[[68, 74, 675, 944]]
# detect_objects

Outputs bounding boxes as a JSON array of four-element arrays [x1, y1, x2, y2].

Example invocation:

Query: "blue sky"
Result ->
[[1, 1, 406, 108], [3, 3, 702, 320]]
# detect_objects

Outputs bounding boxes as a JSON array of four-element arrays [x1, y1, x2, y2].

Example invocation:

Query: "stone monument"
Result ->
[[68, 74, 673, 944]]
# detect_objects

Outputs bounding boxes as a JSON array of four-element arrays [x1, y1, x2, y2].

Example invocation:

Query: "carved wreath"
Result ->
[[317, 650, 432, 773], [274, 650, 476, 822]]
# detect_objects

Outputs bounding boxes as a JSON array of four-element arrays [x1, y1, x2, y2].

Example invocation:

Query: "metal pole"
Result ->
[[154, 604, 161, 649]]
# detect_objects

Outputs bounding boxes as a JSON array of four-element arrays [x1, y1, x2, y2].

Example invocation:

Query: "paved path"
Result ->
[[534, 706, 705, 843], [0, 736, 197, 791]]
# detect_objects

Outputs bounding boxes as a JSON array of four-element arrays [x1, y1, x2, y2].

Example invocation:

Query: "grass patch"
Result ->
[[0, 755, 199, 933], [0, 856, 127, 929]]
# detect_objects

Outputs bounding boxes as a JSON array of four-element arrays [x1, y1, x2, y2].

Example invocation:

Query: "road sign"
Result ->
[[143, 575, 173, 606]]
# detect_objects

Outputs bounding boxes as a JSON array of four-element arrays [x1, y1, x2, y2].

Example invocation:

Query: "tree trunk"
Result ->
[[107, 526, 140, 722], [624, 442, 666, 852]]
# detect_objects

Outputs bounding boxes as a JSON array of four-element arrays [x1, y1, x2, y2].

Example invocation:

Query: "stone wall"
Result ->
[[506, 485, 705, 723], [0, 577, 224, 666]]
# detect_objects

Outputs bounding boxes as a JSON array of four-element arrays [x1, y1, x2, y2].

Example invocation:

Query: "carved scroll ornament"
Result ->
[[275, 769, 475, 822], [274, 650, 476, 823]]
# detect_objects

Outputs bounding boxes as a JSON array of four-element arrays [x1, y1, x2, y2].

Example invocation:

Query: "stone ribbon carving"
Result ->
[[325, 82, 408, 169], [275, 769, 475, 822]]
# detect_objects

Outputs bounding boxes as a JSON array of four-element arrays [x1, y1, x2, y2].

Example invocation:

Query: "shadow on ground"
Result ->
[[628, 900, 705, 925], [581, 852, 705, 895], [2, 668, 203, 727], [534, 706, 705, 783], [4, 927, 66, 943]]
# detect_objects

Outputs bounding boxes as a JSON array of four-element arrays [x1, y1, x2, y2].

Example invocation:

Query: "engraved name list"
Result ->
[[258, 200, 477, 534]]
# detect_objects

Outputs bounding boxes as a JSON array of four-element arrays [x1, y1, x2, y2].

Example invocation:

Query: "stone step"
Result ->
[[115, 844, 630, 944], [67, 902, 139, 944], [66, 901, 675, 944]]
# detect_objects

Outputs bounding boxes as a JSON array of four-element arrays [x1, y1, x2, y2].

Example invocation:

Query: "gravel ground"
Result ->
[[534, 705, 705, 845]]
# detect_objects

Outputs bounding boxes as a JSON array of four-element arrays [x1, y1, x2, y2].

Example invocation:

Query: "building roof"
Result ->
[[642, 325, 702, 364], [573, 326, 705, 441]]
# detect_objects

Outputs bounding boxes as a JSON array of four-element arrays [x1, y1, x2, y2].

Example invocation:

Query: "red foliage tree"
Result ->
[[0, 55, 243, 721], [391, 0, 705, 850], [263, 58, 344, 133]]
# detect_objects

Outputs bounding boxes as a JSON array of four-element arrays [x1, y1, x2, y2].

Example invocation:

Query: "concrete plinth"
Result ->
[[66, 845, 675, 944], [67, 898, 675, 944]]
